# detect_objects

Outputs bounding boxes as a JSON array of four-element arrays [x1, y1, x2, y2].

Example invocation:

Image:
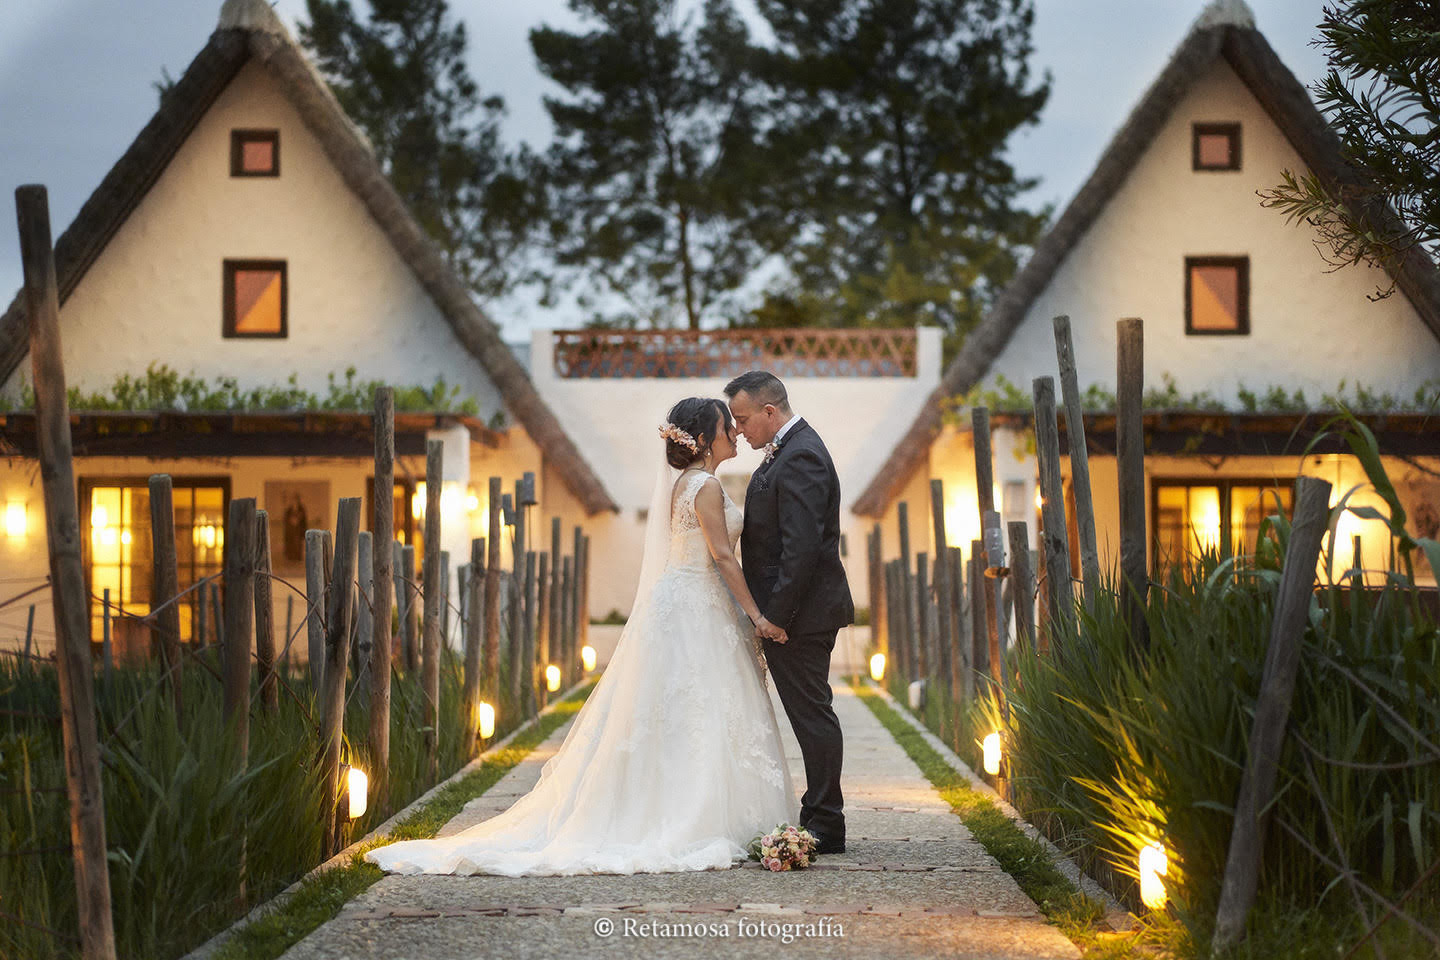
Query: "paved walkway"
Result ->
[[279, 674, 1078, 959]]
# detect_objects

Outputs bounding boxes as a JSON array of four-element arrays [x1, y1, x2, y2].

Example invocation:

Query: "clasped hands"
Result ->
[[754, 615, 788, 645]]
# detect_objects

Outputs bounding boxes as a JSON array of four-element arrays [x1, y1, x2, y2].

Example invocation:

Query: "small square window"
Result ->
[[1185, 256, 1248, 335], [231, 129, 280, 177], [1192, 123, 1240, 171], [223, 260, 287, 338]]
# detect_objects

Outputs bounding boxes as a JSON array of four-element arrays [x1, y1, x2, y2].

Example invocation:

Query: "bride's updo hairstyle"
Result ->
[[661, 397, 733, 470]]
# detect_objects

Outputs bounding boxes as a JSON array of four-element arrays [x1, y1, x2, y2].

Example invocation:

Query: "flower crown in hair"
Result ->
[[658, 422, 699, 453]]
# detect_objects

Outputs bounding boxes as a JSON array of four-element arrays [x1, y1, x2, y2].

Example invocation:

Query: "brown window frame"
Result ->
[[79, 474, 232, 648], [1150, 476, 1294, 570], [231, 129, 280, 177], [1192, 122, 1241, 171], [223, 259, 288, 339], [1184, 255, 1250, 337]]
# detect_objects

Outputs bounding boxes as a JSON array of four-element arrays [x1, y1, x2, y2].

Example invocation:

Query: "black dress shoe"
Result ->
[[809, 831, 846, 855]]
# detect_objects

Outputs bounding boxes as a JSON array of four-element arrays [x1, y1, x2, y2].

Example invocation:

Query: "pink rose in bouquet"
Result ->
[[747, 822, 817, 872]]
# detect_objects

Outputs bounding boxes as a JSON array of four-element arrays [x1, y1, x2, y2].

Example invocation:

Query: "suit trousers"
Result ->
[[762, 628, 845, 839]]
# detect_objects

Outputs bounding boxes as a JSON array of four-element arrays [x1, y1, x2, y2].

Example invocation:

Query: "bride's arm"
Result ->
[[693, 479, 786, 640]]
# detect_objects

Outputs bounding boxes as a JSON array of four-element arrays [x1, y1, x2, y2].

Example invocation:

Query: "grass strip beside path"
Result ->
[[851, 680, 1156, 959], [214, 683, 595, 960]]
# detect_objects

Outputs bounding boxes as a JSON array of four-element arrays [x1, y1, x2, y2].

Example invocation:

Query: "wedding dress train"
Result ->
[[364, 469, 796, 876]]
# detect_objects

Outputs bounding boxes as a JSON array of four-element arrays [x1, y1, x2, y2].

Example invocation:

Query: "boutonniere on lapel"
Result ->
[[762, 439, 780, 465]]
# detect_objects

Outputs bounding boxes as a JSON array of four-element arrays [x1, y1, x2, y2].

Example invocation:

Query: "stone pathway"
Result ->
[[279, 675, 1078, 959]]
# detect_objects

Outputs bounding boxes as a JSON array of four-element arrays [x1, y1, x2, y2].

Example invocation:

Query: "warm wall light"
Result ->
[[982, 732, 1002, 776], [4, 502, 25, 538], [869, 652, 886, 681], [412, 482, 426, 520], [546, 664, 562, 692], [478, 701, 496, 739], [1139, 842, 1168, 910], [465, 485, 481, 514], [345, 765, 368, 819], [581, 645, 596, 672], [91, 505, 109, 528]]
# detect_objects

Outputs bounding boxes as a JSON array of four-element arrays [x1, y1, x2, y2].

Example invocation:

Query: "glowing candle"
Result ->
[[5, 501, 27, 538], [478, 701, 495, 739], [346, 766, 368, 819]]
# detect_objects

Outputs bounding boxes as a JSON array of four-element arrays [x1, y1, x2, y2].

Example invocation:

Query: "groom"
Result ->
[[725, 371, 854, 854]]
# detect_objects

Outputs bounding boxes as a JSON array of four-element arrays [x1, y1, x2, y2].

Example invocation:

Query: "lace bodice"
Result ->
[[668, 470, 742, 572]]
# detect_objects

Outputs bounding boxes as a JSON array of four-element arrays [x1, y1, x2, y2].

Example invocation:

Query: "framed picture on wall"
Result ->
[[264, 480, 330, 575]]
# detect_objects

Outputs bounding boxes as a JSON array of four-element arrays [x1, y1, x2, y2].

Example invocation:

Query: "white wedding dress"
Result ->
[[364, 468, 796, 876]]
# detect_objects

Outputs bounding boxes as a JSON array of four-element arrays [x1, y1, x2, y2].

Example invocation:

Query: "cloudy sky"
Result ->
[[0, 0, 1330, 339]]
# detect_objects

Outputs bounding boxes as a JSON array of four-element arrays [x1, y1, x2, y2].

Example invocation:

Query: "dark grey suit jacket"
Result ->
[[741, 419, 855, 635]]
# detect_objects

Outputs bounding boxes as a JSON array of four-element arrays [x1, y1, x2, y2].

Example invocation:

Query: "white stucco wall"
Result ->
[[0, 60, 504, 421], [982, 58, 1440, 405], [530, 327, 945, 616]]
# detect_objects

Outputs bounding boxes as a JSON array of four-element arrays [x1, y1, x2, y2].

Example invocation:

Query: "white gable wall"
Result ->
[[1, 60, 504, 418], [986, 59, 1440, 401]]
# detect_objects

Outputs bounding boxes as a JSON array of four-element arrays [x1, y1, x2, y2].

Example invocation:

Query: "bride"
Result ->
[[365, 397, 797, 876]]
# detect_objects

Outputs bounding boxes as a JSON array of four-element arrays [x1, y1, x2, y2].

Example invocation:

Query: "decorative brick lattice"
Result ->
[[552, 329, 918, 379]]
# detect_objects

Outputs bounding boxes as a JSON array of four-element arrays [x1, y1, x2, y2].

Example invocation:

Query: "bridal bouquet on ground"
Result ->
[[748, 823, 818, 871]]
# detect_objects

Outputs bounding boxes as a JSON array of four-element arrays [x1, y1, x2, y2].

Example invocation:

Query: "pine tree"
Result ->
[[531, 0, 767, 329], [743, 0, 1051, 356], [300, 0, 538, 299]]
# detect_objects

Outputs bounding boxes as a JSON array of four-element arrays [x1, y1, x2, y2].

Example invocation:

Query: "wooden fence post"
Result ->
[[306, 529, 328, 693], [222, 497, 257, 754], [1007, 521, 1036, 653], [101, 589, 113, 696], [560, 556, 574, 687], [523, 551, 538, 717], [370, 388, 394, 810], [401, 543, 418, 673], [321, 497, 361, 858], [17, 184, 117, 960], [969, 540, 988, 680], [1212, 476, 1332, 951], [422, 442, 443, 787], [536, 552, 551, 709], [439, 549, 451, 649], [1116, 317, 1149, 654], [1052, 316, 1101, 609], [1032, 377, 1073, 649], [463, 538, 485, 757], [255, 510, 277, 713], [149, 474, 184, 721], [972, 408, 1003, 685], [484, 480, 503, 703], [929, 481, 953, 692], [355, 531, 373, 699], [867, 526, 885, 658], [948, 546, 969, 700], [897, 502, 915, 681], [915, 553, 931, 677], [579, 533, 592, 672], [570, 526, 584, 685], [884, 560, 902, 681]]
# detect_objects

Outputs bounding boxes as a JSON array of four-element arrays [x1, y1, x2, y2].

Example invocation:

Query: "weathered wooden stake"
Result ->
[[1052, 316, 1101, 609], [422, 441, 443, 786], [948, 546, 969, 700], [578, 533, 592, 675], [1116, 317, 1149, 654], [370, 388, 394, 811], [101, 588, 113, 695], [897, 502, 916, 681], [222, 498, 257, 754], [560, 556, 574, 688], [969, 540, 989, 680], [1212, 476, 1332, 952], [355, 531, 374, 699], [972, 408, 1002, 685], [18, 182, 118, 960], [1033, 377, 1073, 649], [401, 543, 418, 672], [1007, 522, 1036, 653], [484, 480, 503, 701], [928, 481, 953, 691], [915, 553, 931, 677], [254, 510, 277, 713], [867, 526, 885, 658], [321, 497, 361, 858], [462, 538, 485, 757], [522, 551, 538, 717], [306, 529, 328, 692], [439, 549, 451, 649], [536, 552, 551, 709]]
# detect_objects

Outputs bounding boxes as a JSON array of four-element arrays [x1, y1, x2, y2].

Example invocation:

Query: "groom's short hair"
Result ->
[[724, 370, 790, 410]]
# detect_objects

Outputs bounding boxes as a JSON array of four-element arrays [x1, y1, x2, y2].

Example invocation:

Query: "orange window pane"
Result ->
[[1197, 133, 1233, 167], [242, 139, 275, 173], [231, 267, 283, 334], [1190, 263, 1241, 331]]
